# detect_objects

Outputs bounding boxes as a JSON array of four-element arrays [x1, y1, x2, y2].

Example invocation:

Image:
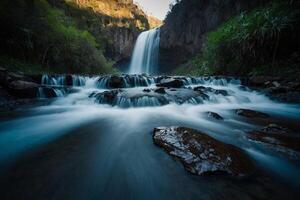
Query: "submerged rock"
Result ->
[[236, 109, 269, 118], [248, 124, 300, 156], [207, 112, 224, 120], [153, 127, 255, 177]]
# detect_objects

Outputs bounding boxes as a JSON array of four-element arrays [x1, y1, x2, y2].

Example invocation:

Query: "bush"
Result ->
[[182, 1, 300, 76]]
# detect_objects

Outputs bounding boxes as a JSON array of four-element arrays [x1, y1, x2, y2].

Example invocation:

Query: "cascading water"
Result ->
[[128, 28, 160, 75], [1, 74, 300, 199]]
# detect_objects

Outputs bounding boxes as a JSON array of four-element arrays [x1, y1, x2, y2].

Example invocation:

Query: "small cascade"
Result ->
[[41, 75, 86, 86], [96, 75, 156, 89], [129, 28, 160, 75]]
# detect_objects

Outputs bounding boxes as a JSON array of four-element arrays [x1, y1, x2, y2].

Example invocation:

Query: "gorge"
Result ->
[[0, 0, 300, 200]]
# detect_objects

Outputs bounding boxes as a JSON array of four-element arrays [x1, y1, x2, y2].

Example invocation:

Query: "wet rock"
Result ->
[[236, 109, 269, 118], [248, 124, 300, 156], [193, 86, 206, 92], [8, 80, 39, 98], [0, 69, 35, 87], [207, 112, 223, 120], [65, 75, 74, 86], [108, 75, 126, 88], [214, 89, 228, 96], [92, 90, 119, 104], [90, 87, 207, 107], [156, 78, 184, 88], [154, 87, 166, 94], [153, 127, 255, 177], [261, 124, 289, 135], [143, 89, 151, 93]]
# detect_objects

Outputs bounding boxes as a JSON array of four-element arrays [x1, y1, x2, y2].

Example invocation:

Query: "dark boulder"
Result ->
[[92, 90, 119, 104], [143, 89, 151, 93], [8, 80, 39, 98], [156, 78, 184, 88], [236, 109, 269, 118], [154, 87, 166, 94], [108, 75, 126, 88], [153, 127, 255, 176]]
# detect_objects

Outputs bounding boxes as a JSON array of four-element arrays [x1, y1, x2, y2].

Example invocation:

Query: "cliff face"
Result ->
[[159, 0, 268, 72], [64, 0, 155, 60], [50, 0, 161, 61]]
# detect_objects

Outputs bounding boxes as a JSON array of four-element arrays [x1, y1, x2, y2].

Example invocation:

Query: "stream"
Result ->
[[0, 75, 299, 200]]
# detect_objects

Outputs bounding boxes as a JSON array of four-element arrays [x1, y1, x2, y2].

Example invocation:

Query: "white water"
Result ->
[[128, 28, 160, 75], [1, 75, 300, 198]]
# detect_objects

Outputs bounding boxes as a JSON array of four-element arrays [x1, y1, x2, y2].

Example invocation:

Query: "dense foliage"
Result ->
[[177, 1, 300, 76], [0, 0, 117, 74]]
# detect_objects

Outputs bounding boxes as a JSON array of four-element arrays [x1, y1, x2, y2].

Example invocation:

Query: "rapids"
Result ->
[[0, 75, 300, 199]]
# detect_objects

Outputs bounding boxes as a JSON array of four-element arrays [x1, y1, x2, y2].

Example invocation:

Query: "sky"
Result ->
[[134, 0, 174, 20]]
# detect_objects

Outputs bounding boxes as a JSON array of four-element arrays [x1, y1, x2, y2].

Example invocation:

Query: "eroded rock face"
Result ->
[[153, 127, 255, 177], [159, 0, 268, 70], [236, 109, 269, 118]]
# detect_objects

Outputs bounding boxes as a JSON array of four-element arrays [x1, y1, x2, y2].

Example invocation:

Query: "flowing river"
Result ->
[[0, 74, 300, 200]]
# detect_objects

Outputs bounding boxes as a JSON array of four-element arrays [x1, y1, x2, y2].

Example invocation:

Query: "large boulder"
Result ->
[[153, 127, 255, 177], [108, 75, 126, 88], [8, 80, 39, 98]]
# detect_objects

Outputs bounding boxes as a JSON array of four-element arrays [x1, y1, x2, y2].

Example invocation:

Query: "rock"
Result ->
[[8, 80, 39, 98], [143, 89, 151, 93], [236, 109, 269, 118], [207, 112, 223, 120], [154, 87, 166, 94], [108, 75, 126, 88], [153, 127, 255, 176], [214, 89, 228, 96], [261, 124, 289, 135], [90, 87, 207, 107], [0, 69, 35, 87], [248, 124, 300, 156], [156, 78, 184, 88], [159, 0, 266, 71], [193, 86, 206, 92], [91, 90, 119, 104]]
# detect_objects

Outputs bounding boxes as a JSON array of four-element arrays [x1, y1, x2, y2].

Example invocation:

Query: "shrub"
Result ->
[[184, 1, 300, 76]]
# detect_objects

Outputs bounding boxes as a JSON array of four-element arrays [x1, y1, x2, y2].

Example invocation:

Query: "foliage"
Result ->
[[179, 1, 300, 76], [0, 0, 117, 74]]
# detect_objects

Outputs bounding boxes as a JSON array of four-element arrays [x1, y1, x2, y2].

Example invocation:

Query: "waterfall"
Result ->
[[128, 28, 160, 75]]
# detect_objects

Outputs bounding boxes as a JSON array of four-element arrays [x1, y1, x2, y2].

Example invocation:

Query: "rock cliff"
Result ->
[[159, 0, 268, 72]]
